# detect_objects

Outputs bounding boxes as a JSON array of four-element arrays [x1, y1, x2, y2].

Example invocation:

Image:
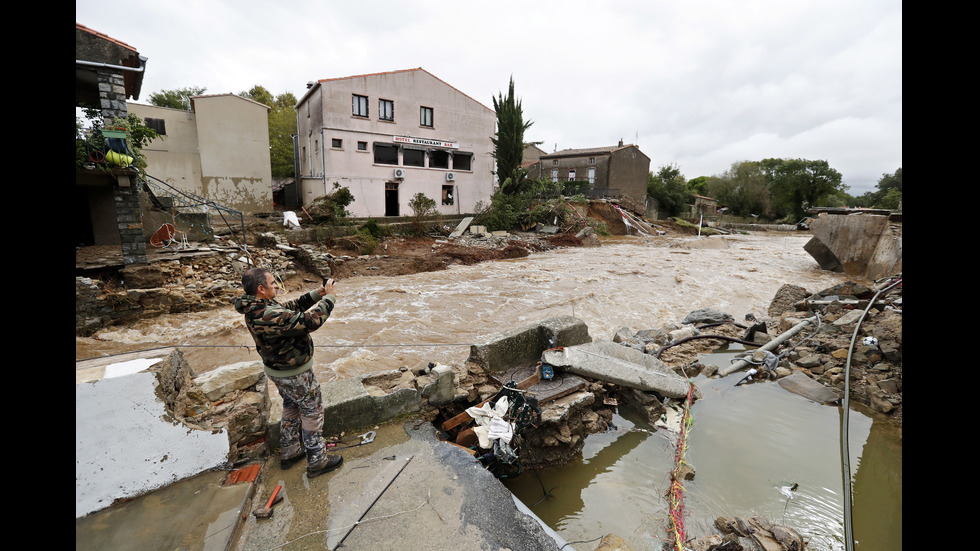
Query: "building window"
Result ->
[[442, 185, 454, 205], [403, 148, 425, 167], [552, 160, 559, 167], [374, 143, 398, 165], [352, 94, 368, 117], [588, 167, 596, 184], [420, 106, 434, 127], [551, 169, 558, 183], [588, 157, 596, 165], [144, 118, 166, 135], [331, 138, 343, 149], [357, 141, 368, 151], [453, 152, 472, 171], [430, 149, 450, 169], [568, 169, 576, 181], [379, 99, 394, 121]]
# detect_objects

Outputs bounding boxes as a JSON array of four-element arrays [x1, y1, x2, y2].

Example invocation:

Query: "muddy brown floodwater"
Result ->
[[75, 232, 855, 379]]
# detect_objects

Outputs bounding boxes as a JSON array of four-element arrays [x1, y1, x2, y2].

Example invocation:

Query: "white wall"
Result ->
[[297, 69, 495, 217], [75, 359, 228, 518]]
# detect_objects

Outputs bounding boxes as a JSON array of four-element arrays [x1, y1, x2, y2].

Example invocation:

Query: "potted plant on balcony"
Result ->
[[76, 108, 158, 178]]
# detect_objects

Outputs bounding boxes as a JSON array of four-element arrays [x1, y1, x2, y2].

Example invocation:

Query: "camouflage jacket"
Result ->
[[234, 290, 335, 374]]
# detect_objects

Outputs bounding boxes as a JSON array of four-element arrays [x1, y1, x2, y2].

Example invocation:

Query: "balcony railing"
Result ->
[[76, 128, 135, 169]]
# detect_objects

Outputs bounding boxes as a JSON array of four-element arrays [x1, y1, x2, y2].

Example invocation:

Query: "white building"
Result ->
[[296, 68, 496, 218], [129, 94, 274, 214]]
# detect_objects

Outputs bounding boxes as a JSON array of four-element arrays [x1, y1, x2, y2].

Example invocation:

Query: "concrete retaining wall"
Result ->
[[466, 315, 593, 373]]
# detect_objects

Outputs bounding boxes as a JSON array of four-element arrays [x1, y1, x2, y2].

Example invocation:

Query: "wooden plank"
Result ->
[[444, 441, 477, 456]]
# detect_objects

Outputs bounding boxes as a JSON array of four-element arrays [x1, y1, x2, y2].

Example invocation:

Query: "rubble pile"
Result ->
[[594, 279, 902, 427]]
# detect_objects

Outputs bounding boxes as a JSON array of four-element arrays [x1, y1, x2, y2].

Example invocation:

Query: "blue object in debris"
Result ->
[[541, 364, 554, 380]]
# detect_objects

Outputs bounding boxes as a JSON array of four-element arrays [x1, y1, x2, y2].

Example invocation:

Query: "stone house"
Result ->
[[75, 23, 148, 264], [128, 95, 275, 214], [295, 68, 496, 217], [527, 142, 651, 211], [691, 195, 719, 218]]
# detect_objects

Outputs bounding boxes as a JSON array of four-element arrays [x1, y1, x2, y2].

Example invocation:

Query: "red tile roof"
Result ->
[[76, 23, 138, 53]]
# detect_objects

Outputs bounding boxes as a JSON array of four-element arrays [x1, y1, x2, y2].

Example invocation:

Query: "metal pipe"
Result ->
[[75, 58, 147, 74], [718, 316, 817, 376]]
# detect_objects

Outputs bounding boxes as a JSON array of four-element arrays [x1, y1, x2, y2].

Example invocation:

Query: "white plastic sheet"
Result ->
[[283, 211, 301, 229], [466, 396, 514, 448]]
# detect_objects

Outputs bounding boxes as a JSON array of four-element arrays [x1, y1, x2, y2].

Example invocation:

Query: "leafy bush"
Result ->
[[408, 192, 438, 235], [307, 183, 355, 223], [360, 218, 391, 240]]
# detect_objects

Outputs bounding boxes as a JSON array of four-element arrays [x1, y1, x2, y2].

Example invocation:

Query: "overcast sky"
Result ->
[[76, 0, 901, 196]]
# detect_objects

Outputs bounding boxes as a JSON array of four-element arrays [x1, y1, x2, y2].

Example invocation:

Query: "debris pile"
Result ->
[[684, 516, 808, 551]]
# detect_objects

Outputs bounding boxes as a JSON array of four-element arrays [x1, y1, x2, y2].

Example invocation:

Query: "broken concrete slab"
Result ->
[[777, 371, 842, 404], [319, 375, 422, 435], [467, 315, 592, 374], [449, 216, 474, 238], [542, 341, 691, 398], [420, 364, 455, 407], [806, 214, 902, 280]]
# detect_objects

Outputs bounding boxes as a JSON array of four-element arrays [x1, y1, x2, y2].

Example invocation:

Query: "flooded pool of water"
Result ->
[[503, 346, 902, 551]]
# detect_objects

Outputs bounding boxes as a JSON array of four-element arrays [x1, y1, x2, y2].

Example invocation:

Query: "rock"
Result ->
[[768, 284, 809, 317], [634, 328, 669, 346], [681, 307, 734, 325], [594, 533, 633, 550], [193, 361, 265, 402], [612, 326, 638, 345], [575, 226, 602, 247], [770, 524, 805, 550], [778, 371, 841, 404], [669, 326, 699, 342]]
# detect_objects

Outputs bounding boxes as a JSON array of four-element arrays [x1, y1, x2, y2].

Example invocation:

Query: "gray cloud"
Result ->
[[77, 0, 900, 195]]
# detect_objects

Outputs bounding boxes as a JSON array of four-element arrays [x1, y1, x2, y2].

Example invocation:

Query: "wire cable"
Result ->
[[840, 274, 901, 551]]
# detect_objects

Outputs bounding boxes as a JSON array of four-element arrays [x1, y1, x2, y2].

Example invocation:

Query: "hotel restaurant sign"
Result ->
[[392, 135, 458, 149]]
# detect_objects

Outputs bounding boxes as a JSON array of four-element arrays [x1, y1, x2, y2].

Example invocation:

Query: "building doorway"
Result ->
[[385, 182, 400, 216]]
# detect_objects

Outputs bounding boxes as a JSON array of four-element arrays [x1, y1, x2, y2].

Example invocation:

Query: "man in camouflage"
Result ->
[[235, 267, 343, 478]]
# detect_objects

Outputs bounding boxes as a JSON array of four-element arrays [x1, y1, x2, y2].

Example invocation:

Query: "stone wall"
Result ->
[[98, 70, 129, 123], [153, 352, 271, 465]]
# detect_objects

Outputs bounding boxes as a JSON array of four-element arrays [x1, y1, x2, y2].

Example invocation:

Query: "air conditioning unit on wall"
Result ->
[[445, 172, 456, 181], [393, 168, 406, 179]]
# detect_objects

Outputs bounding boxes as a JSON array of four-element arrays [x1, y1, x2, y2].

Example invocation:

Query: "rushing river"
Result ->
[[75, 232, 900, 550]]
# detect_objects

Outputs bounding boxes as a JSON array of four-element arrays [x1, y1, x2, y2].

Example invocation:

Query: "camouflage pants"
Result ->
[[271, 369, 326, 464]]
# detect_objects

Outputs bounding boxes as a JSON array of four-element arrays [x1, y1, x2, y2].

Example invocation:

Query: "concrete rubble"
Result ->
[[541, 341, 691, 398], [804, 212, 902, 281]]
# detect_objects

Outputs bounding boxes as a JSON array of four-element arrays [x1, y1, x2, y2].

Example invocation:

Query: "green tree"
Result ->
[[147, 86, 207, 109], [647, 164, 693, 217], [868, 167, 902, 209], [687, 176, 710, 196], [761, 158, 845, 220], [240, 85, 298, 179], [704, 161, 772, 218], [491, 77, 539, 195]]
